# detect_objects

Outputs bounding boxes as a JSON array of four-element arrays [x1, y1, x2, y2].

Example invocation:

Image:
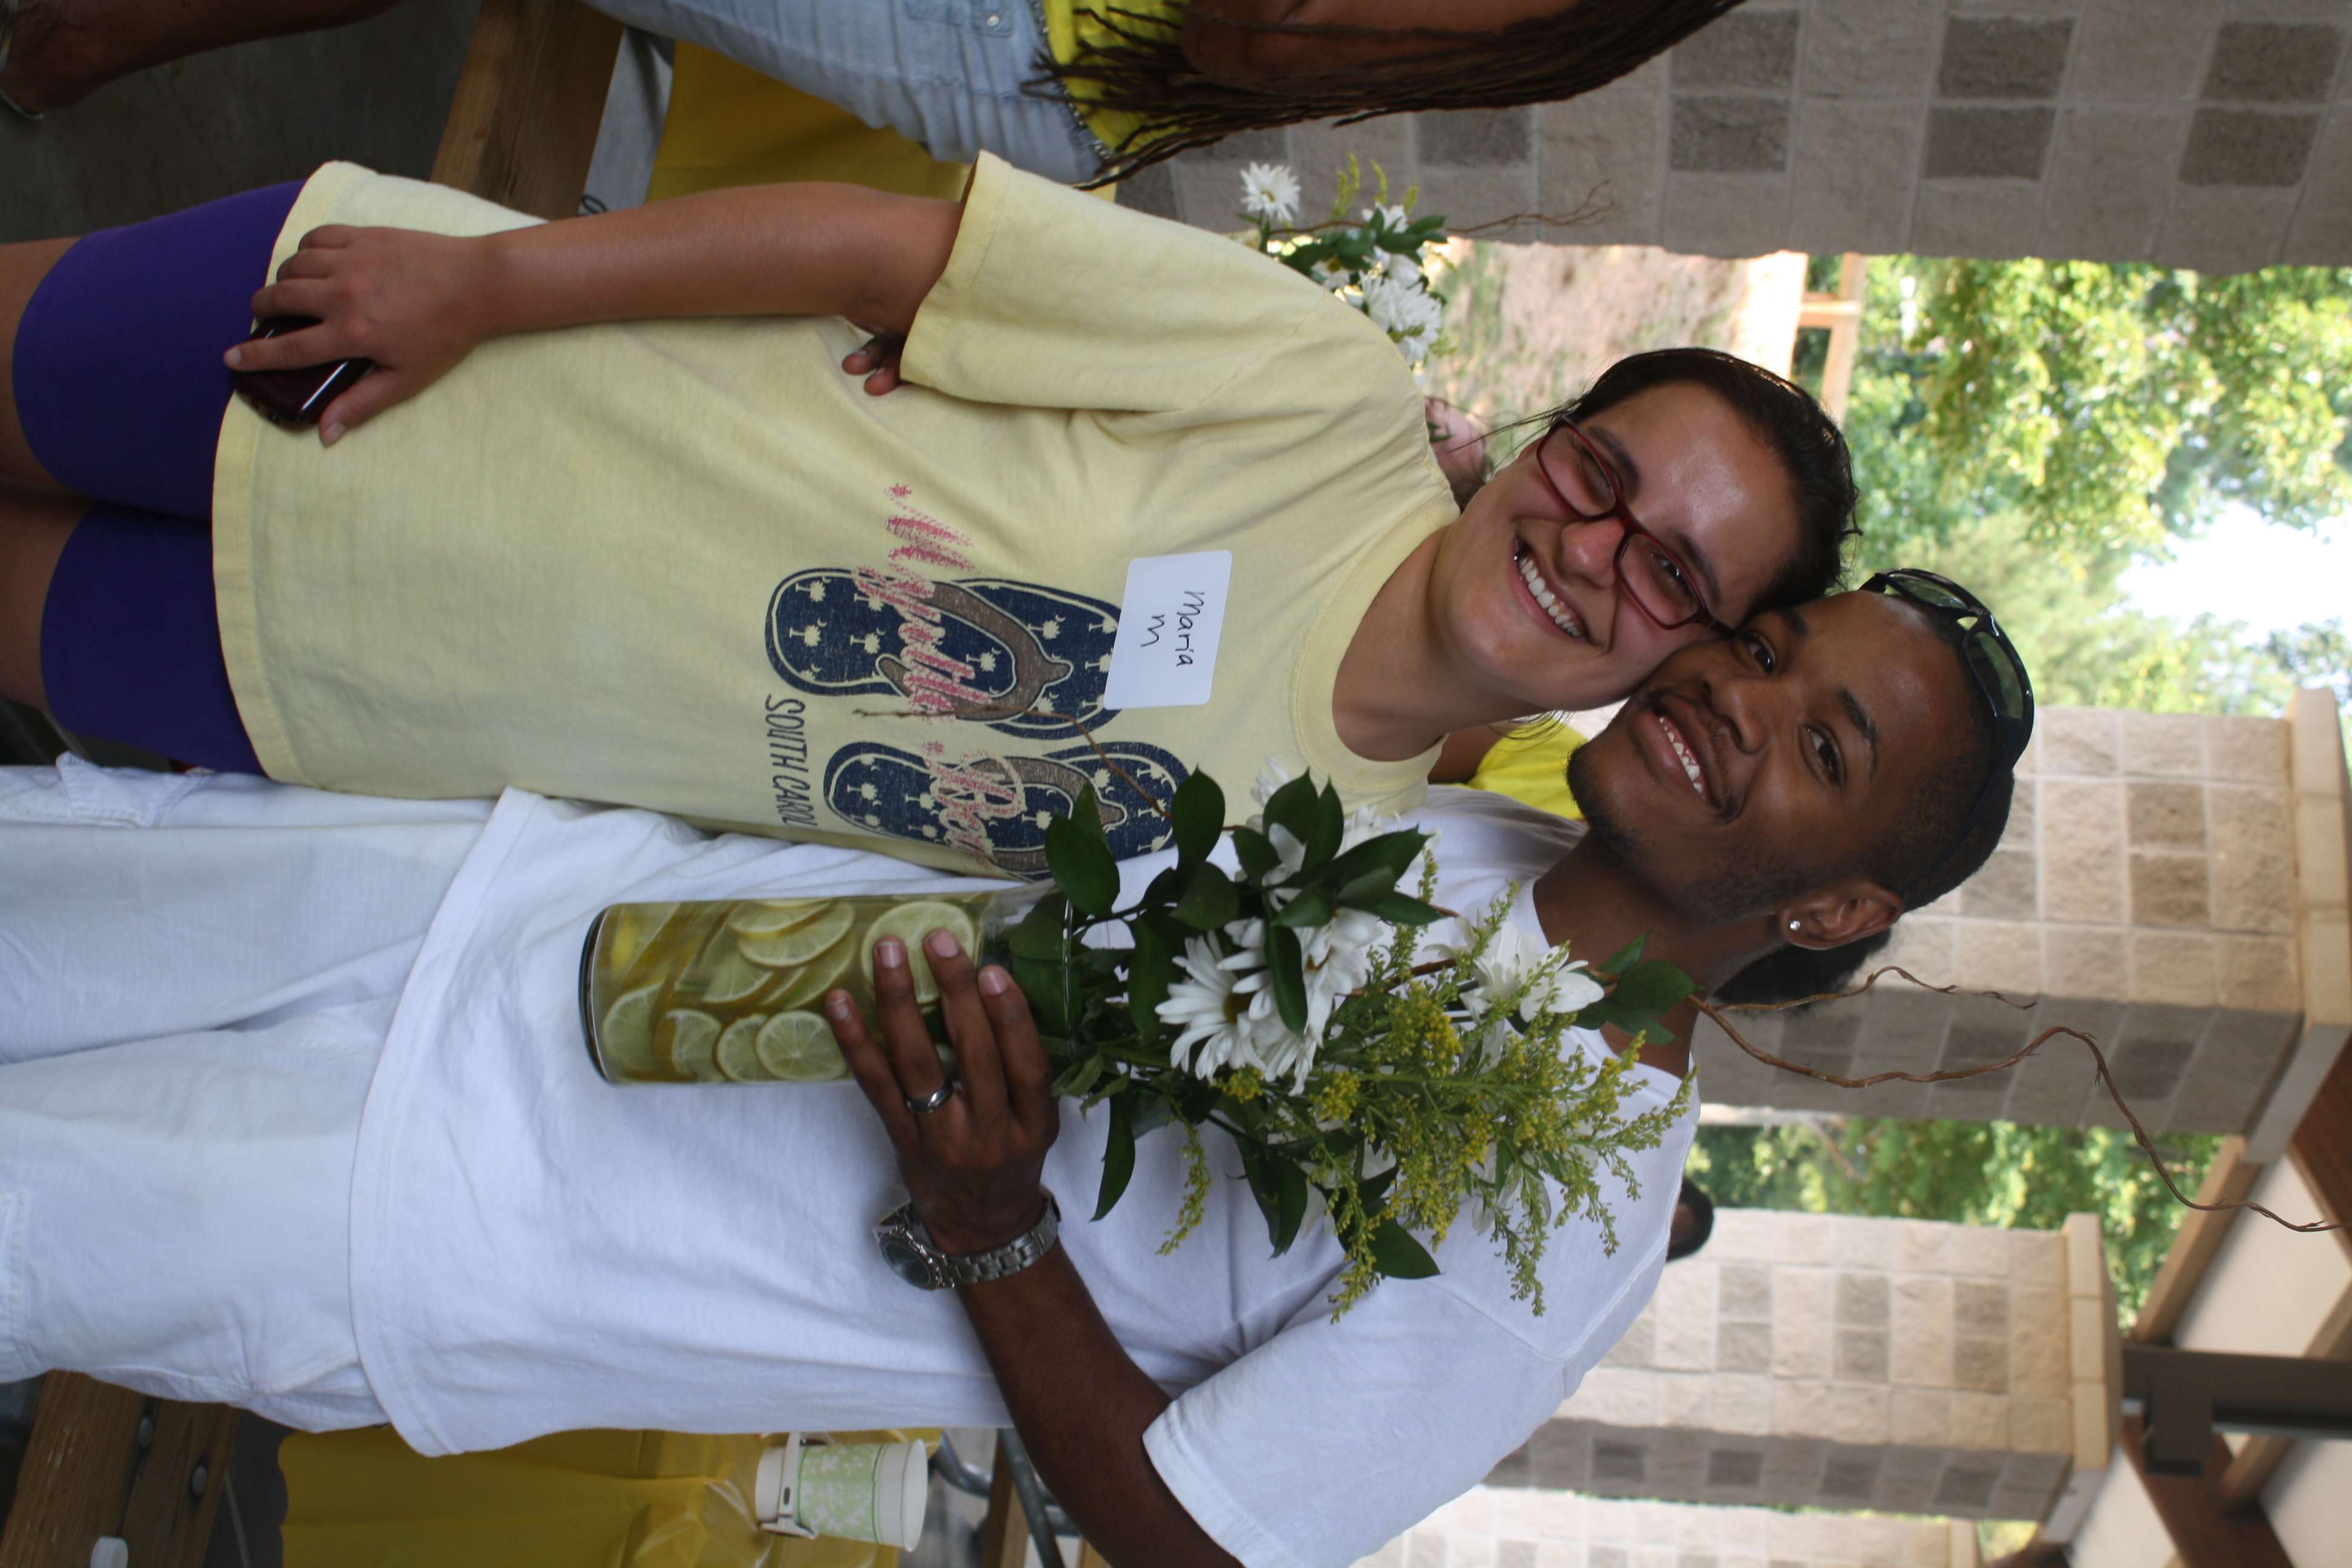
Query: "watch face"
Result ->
[[879, 1230, 943, 1289]]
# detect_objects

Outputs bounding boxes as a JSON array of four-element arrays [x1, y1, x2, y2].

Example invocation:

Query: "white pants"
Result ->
[[0, 762, 490, 1427]]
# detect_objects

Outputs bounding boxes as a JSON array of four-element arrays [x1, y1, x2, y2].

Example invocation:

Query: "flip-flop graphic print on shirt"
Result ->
[[824, 741, 1188, 879], [765, 570, 1120, 739]]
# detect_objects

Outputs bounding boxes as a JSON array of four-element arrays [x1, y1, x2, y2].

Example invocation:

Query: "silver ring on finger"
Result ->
[[904, 1080, 956, 1116]]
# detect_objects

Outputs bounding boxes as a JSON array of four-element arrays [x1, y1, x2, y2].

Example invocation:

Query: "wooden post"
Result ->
[[431, 0, 624, 220], [979, 1446, 1030, 1568], [0, 1373, 240, 1568]]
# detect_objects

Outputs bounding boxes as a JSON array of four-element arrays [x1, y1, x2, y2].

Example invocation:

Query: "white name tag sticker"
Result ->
[[1102, 551, 1233, 710]]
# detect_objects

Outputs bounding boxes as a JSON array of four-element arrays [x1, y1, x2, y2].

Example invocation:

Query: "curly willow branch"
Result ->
[[851, 704, 1174, 823], [1693, 965, 2337, 1235]]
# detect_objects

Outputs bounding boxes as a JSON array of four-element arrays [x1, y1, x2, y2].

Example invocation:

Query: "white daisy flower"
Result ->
[[1465, 920, 1604, 1021], [1239, 162, 1301, 226]]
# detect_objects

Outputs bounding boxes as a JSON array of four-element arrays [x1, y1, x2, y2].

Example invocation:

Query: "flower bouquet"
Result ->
[[1000, 766, 1695, 1314], [1233, 159, 1454, 373]]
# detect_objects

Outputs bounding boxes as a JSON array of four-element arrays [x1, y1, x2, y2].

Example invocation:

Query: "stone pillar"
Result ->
[[1121, 1, 2352, 272], [1483, 1210, 2086, 1522], [1355, 1491, 1981, 1568], [1689, 707, 2310, 1137]]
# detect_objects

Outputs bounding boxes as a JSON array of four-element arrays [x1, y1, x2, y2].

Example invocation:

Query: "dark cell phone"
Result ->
[[229, 317, 374, 430]]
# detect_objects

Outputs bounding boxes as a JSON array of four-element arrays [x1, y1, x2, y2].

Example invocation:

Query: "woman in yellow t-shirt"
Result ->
[[0, 162, 1857, 878], [5, 0, 1740, 183]]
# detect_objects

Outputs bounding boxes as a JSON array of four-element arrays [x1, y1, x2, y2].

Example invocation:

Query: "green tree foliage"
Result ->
[[1687, 1119, 2221, 1326], [1828, 256, 2352, 731], [1855, 258, 2352, 555]]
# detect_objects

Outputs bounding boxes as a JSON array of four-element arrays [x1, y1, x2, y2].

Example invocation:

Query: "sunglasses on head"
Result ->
[[1858, 569, 2035, 898]]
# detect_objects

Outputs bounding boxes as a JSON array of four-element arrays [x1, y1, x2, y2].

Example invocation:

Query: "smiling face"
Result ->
[[1428, 381, 1805, 721], [1567, 592, 1981, 923]]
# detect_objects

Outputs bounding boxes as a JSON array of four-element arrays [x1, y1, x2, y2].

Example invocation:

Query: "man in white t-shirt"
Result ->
[[0, 587, 2024, 1568]]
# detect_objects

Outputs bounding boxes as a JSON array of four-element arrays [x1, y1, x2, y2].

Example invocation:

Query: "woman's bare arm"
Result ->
[[1183, 0, 1570, 79], [226, 182, 961, 442]]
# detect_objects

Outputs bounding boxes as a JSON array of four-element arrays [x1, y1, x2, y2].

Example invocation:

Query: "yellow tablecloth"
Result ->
[[283, 1426, 933, 1568]]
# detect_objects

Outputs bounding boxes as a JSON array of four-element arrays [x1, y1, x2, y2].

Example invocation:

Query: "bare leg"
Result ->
[[0, 484, 85, 709], [2, 0, 403, 114], [0, 237, 75, 491]]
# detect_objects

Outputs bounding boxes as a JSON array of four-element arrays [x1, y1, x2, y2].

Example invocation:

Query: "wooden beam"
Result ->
[[431, 0, 624, 221], [2119, 1416, 2293, 1568], [2287, 1027, 2352, 1238], [2131, 1137, 2259, 1345], [0, 1374, 238, 1568], [979, 1443, 1028, 1568], [2214, 1170, 2352, 1508]]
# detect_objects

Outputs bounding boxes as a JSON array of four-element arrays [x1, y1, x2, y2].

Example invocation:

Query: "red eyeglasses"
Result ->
[[1531, 419, 1731, 636]]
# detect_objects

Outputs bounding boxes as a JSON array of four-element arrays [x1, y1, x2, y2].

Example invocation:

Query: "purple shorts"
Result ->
[[16, 181, 305, 774]]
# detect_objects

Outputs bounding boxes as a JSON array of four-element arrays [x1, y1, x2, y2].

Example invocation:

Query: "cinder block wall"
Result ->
[[1118, 0, 2351, 273], [1482, 1210, 2076, 1521], [1352, 1488, 1962, 1568], [1692, 708, 2305, 1135]]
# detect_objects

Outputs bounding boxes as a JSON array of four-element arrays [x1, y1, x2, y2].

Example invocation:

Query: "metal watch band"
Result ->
[[877, 1191, 1060, 1290], [941, 1191, 1060, 1287]]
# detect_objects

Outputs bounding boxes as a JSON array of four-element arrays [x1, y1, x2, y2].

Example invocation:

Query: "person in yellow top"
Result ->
[[0, 160, 1855, 880], [1432, 719, 1585, 821], [4, 0, 1741, 183]]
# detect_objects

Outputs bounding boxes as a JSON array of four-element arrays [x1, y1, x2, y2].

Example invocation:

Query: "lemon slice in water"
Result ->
[[756, 1011, 849, 1082], [771, 932, 855, 1011], [694, 945, 775, 1007], [859, 901, 979, 1006], [727, 900, 828, 939], [597, 984, 662, 1078], [736, 901, 856, 969], [604, 903, 679, 976], [660, 1008, 724, 1081], [716, 1016, 771, 1082]]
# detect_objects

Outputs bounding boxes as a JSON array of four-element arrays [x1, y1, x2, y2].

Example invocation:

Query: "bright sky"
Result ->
[[2118, 509, 2352, 637]]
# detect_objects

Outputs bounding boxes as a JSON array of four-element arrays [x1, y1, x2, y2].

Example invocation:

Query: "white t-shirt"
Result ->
[[355, 784, 1694, 1568]]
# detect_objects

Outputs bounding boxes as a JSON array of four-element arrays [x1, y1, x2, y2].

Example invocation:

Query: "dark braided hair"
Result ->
[[1034, 1, 1751, 184]]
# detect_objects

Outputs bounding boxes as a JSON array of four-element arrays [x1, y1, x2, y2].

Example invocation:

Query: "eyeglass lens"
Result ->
[[1540, 426, 1707, 627]]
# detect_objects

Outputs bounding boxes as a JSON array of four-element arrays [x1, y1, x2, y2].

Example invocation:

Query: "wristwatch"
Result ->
[[875, 1191, 1061, 1290]]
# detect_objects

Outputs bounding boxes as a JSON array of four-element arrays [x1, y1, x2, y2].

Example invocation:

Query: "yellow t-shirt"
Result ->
[[212, 155, 1454, 879], [1463, 724, 1586, 821], [1044, 0, 1187, 160]]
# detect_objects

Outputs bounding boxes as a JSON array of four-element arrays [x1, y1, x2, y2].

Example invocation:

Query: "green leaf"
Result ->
[[1005, 892, 1068, 961], [1044, 792, 1118, 918], [1260, 774, 1319, 841], [1231, 827, 1280, 884], [1268, 1158, 1309, 1254], [1171, 773, 1225, 868], [1596, 935, 1648, 976], [1300, 783, 1345, 872], [1173, 863, 1242, 931], [1321, 829, 1428, 892], [1359, 892, 1443, 926], [1368, 1218, 1441, 1280], [1093, 1094, 1137, 1221], [1234, 1146, 1312, 1255], [1267, 923, 1308, 1036], [1270, 887, 1334, 929], [1571, 998, 1682, 1044], [1002, 953, 1073, 1037], [1054, 1053, 1105, 1099], [1126, 917, 1174, 1040], [1140, 865, 1189, 910], [1607, 958, 1698, 1016]]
